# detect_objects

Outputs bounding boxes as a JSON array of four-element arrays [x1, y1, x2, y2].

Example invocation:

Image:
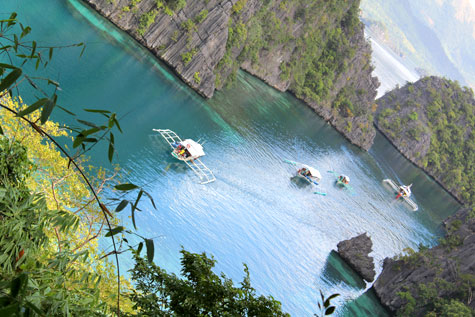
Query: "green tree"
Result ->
[[130, 249, 290, 316]]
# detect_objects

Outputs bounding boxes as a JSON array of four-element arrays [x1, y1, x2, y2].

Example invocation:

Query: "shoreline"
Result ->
[[78, 0, 462, 207], [373, 123, 465, 206]]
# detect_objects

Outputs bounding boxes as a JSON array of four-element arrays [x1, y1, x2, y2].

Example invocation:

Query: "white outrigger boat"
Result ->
[[296, 165, 322, 185], [383, 179, 418, 211], [284, 159, 326, 195], [153, 129, 216, 184]]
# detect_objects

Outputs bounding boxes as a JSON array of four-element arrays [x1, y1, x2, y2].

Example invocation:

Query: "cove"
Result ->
[[2, 0, 461, 315]]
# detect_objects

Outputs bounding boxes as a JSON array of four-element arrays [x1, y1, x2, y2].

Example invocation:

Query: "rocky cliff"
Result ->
[[374, 76, 475, 208], [336, 233, 376, 282], [372, 208, 475, 315], [82, 0, 379, 149]]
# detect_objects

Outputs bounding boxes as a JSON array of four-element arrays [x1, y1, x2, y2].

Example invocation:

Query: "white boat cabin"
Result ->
[[297, 165, 322, 183]]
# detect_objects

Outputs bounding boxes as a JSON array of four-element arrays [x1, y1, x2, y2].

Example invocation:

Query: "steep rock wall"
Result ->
[[82, 0, 379, 149], [374, 76, 475, 206], [372, 208, 475, 315]]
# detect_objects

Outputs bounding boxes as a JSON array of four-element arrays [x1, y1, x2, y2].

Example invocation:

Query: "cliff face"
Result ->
[[374, 76, 475, 207], [372, 208, 475, 315], [82, 0, 379, 150], [336, 233, 376, 282]]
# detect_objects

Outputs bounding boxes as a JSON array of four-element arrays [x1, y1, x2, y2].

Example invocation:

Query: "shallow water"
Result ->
[[2, 1, 461, 315]]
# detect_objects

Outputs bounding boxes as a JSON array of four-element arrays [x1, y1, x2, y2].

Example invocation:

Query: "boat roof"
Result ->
[[180, 139, 205, 157], [302, 165, 322, 179], [400, 184, 412, 195]]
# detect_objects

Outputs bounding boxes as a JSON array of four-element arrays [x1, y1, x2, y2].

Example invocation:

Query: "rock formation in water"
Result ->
[[372, 208, 475, 315], [374, 76, 474, 208], [82, 0, 379, 150], [336, 233, 376, 282]]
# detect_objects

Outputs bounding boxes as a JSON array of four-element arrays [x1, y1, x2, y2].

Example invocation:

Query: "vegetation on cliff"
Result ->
[[84, 0, 379, 149], [373, 77, 475, 315], [372, 208, 475, 316], [375, 76, 475, 212], [218, 0, 379, 149]]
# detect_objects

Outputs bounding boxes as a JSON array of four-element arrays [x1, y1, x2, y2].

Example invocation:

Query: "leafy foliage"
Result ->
[[377, 77, 475, 213], [129, 249, 290, 316]]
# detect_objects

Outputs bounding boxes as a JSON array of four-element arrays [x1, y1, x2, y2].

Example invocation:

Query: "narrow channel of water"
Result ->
[[2, 1, 461, 315]]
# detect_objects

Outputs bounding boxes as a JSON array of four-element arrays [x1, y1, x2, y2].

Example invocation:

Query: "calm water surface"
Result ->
[[2, 1, 461, 315]]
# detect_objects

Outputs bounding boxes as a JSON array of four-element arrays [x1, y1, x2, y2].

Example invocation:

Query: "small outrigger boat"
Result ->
[[336, 175, 350, 187], [284, 159, 326, 195], [382, 179, 418, 211], [328, 171, 354, 193], [153, 129, 216, 184]]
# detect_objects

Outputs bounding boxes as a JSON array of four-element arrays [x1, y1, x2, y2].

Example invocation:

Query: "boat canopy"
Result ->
[[180, 139, 205, 158], [400, 184, 412, 196], [302, 165, 322, 180]]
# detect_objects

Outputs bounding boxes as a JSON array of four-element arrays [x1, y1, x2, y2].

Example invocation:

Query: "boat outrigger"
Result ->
[[153, 129, 216, 184], [383, 179, 418, 211]]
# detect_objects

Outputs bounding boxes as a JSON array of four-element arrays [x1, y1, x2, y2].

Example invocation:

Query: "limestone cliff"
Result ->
[[336, 233, 376, 282], [81, 0, 379, 150], [372, 208, 475, 315], [374, 76, 474, 207]]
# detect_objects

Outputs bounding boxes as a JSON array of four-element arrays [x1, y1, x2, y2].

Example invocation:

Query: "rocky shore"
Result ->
[[372, 208, 475, 314], [336, 233, 376, 282]]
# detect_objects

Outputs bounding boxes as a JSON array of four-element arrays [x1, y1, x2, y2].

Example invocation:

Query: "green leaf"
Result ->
[[16, 98, 48, 117], [10, 273, 27, 298], [31, 41, 37, 58], [116, 200, 128, 212], [137, 242, 144, 254], [0, 68, 22, 92], [73, 135, 84, 148], [108, 113, 116, 129], [105, 226, 124, 237], [77, 119, 97, 128], [83, 108, 110, 114], [0, 303, 18, 315], [131, 202, 137, 230], [56, 105, 76, 116], [7, 12, 17, 27], [49, 47, 53, 60], [325, 306, 335, 315], [0, 63, 19, 70], [40, 95, 57, 124], [47, 79, 60, 87], [143, 190, 157, 209], [323, 293, 340, 307], [114, 183, 138, 191], [145, 238, 154, 262], [13, 34, 18, 52], [131, 190, 143, 230], [113, 117, 122, 133], [108, 133, 114, 162], [0, 125, 3, 135], [24, 301, 44, 316]]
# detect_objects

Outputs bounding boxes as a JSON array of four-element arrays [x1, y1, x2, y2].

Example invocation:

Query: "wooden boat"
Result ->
[[153, 129, 216, 184], [383, 179, 418, 211]]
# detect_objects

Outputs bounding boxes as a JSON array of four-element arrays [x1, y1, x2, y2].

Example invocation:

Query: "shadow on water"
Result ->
[[322, 251, 366, 290], [290, 176, 311, 189], [342, 288, 391, 317]]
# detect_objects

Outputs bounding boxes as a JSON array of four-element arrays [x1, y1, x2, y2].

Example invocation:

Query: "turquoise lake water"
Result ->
[[1, 1, 461, 315]]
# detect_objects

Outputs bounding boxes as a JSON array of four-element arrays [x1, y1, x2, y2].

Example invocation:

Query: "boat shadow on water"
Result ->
[[290, 175, 312, 189]]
